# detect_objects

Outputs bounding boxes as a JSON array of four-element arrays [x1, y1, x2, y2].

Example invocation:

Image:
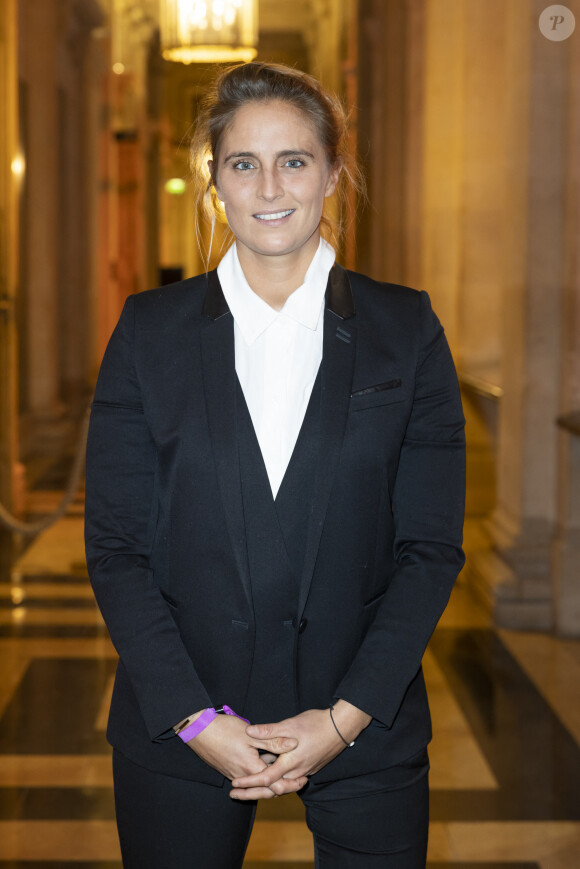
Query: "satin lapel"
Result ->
[[200, 310, 253, 612], [297, 305, 357, 618]]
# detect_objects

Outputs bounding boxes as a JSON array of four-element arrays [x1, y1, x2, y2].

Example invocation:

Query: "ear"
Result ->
[[207, 159, 224, 201], [324, 159, 343, 198]]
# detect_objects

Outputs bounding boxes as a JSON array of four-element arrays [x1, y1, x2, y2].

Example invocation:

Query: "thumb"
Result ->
[[263, 735, 298, 754], [246, 723, 297, 754], [246, 722, 281, 739]]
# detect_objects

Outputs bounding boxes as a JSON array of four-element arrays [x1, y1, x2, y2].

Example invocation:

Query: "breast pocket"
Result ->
[[350, 379, 405, 411]]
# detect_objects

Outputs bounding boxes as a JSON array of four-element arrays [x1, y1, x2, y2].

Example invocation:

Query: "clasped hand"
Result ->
[[188, 702, 370, 801], [230, 708, 347, 800]]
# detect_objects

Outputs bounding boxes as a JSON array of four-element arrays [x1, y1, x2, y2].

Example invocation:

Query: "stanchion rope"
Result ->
[[0, 407, 90, 536]]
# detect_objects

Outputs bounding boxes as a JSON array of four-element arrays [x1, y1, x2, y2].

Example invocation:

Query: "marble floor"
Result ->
[[0, 498, 579, 867]]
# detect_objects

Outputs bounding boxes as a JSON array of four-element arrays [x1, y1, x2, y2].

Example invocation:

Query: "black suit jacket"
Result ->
[[85, 264, 465, 785]]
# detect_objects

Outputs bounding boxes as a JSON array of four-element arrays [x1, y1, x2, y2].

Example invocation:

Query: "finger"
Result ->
[[281, 769, 307, 780], [268, 776, 309, 796], [230, 777, 306, 800], [232, 755, 292, 789], [246, 722, 286, 739], [249, 736, 297, 755], [259, 752, 278, 764], [230, 786, 280, 801]]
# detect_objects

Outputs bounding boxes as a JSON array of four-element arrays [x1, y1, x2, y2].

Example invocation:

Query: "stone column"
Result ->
[[479, 0, 571, 629], [342, 0, 359, 271], [0, 0, 19, 577], [21, 0, 61, 422], [402, 0, 425, 293], [58, 10, 88, 402], [553, 419, 580, 635], [420, 0, 465, 348], [552, 4, 580, 637], [97, 5, 158, 356], [85, 18, 108, 380], [356, 0, 411, 287], [58, 0, 106, 401], [454, 0, 506, 375]]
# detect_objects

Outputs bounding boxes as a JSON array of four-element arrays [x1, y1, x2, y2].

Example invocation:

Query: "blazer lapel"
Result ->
[[200, 265, 356, 621], [200, 271, 253, 612], [297, 265, 356, 617]]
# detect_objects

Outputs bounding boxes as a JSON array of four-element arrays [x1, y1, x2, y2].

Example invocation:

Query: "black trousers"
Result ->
[[113, 749, 429, 868]]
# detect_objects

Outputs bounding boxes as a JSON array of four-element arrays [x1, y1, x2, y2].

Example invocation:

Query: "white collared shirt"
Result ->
[[217, 239, 335, 497]]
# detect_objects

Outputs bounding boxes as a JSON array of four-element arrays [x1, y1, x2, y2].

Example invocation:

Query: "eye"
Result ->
[[285, 159, 305, 169], [233, 160, 255, 171]]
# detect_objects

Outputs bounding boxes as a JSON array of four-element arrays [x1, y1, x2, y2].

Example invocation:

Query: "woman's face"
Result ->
[[211, 100, 340, 265]]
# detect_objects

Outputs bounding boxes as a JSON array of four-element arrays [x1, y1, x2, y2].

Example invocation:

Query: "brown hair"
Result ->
[[189, 61, 365, 261]]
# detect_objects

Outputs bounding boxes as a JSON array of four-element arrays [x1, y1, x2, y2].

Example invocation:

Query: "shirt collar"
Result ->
[[217, 239, 335, 346]]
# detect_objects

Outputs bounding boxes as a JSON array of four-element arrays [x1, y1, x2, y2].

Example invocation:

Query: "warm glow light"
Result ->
[[163, 45, 256, 62], [112, 62, 125, 75], [11, 155, 25, 177], [11, 587, 24, 605], [165, 177, 187, 195], [159, 0, 257, 64]]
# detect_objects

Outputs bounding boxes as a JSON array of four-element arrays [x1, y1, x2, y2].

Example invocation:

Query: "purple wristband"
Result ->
[[177, 705, 249, 743], [177, 708, 217, 742]]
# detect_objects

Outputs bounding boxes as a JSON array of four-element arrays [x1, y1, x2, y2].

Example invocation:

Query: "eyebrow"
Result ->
[[223, 149, 316, 163]]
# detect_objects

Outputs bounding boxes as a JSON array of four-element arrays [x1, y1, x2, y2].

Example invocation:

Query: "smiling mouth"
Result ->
[[253, 209, 295, 221]]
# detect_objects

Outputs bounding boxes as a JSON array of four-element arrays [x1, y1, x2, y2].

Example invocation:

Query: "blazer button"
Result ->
[[298, 618, 308, 634]]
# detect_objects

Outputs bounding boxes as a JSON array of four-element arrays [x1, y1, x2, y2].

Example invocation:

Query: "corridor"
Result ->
[[1, 0, 580, 865], [0, 493, 579, 866]]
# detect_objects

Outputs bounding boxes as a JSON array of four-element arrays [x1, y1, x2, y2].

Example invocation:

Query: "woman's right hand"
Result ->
[[186, 714, 305, 796]]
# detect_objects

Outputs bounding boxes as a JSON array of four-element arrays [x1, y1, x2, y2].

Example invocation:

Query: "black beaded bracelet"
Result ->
[[329, 705, 355, 748]]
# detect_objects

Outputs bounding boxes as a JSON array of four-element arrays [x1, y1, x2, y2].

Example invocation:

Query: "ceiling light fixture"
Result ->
[[159, 0, 258, 64]]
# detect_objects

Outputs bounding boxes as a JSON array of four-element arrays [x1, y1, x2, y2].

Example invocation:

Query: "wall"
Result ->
[[354, 0, 580, 635]]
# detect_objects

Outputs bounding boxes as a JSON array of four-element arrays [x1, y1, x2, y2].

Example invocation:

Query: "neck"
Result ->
[[236, 235, 320, 311]]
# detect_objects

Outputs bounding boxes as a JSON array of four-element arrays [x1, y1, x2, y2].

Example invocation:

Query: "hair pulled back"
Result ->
[[190, 61, 364, 258]]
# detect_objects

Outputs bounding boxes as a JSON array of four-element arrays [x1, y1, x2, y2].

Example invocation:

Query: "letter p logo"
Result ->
[[539, 5, 576, 41]]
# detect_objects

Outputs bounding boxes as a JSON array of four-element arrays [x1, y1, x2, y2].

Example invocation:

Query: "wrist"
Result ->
[[331, 700, 372, 744], [173, 708, 206, 735], [175, 705, 249, 743], [177, 708, 218, 742]]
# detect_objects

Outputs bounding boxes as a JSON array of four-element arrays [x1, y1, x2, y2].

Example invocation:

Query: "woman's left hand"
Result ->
[[230, 700, 371, 800]]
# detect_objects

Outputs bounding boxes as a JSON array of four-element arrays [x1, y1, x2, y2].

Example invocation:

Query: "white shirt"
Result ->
[[217, 239, 335, 498]]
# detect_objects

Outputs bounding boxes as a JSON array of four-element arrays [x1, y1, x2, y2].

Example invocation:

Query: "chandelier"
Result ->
[[159, 0, 258, 64]]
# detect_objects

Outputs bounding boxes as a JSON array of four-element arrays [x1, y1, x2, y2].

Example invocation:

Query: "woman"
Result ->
[[85, 62, 465, 868]]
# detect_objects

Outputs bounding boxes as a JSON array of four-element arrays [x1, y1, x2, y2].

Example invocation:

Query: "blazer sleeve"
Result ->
[[85, 296, 212, 741], [335, 290, 466, 726]]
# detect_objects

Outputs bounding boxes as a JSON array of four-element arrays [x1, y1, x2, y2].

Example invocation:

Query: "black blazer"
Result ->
[[85, 264, 465, 785]]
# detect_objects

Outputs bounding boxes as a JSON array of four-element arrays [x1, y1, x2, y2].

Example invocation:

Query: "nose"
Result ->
[[258, 167, 283, 202]]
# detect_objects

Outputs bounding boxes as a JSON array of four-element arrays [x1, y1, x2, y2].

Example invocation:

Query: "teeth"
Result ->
[[255, 210, 293, 221]]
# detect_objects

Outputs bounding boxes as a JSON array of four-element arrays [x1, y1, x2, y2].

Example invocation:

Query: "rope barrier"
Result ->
[[0, 407, 90, 536]]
